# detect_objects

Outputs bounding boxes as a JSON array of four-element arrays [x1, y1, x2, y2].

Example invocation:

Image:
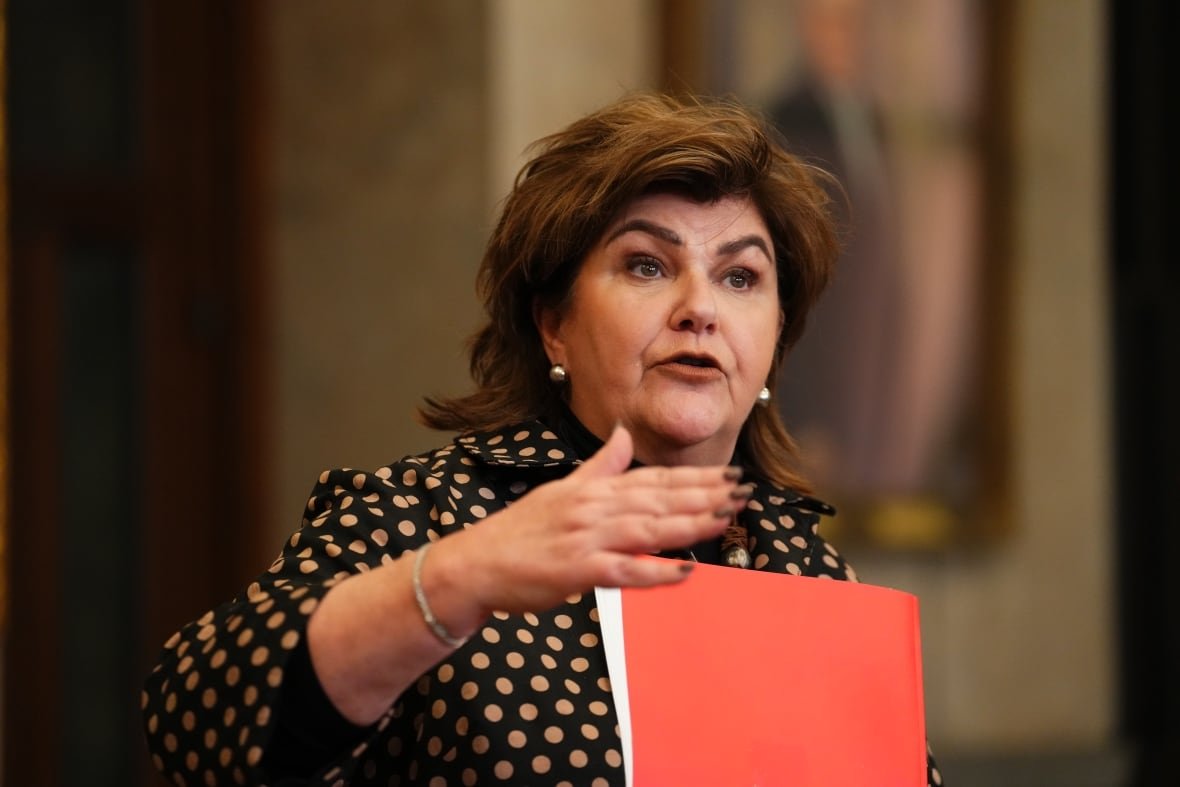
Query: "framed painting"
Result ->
[[660, 0, 1013, 548]]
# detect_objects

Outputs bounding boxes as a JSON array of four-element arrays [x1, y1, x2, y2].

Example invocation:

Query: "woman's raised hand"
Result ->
[[429, 425, 749, 627]]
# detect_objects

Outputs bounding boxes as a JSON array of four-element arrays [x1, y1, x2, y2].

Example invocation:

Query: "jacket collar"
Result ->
[[455, 421, 837, 574], [454, 420, 582, 469]]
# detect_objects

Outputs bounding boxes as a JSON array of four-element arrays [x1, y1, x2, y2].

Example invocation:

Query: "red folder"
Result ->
[[602, 561, 926, 786]]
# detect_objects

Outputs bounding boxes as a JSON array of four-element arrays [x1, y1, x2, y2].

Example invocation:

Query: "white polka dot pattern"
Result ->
[[142, 420, 943, 785]]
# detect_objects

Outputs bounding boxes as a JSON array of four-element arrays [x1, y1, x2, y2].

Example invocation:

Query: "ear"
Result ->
[[533, 298, 566, 366]]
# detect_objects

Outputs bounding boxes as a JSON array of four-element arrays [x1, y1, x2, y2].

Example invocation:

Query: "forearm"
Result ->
[[307, 535, 488, 725]]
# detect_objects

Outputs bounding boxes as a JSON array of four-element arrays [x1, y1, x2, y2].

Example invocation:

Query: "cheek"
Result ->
[[589, 309, 655, 358], [733, 311, 781, 371], [565, 309, 644, 380]]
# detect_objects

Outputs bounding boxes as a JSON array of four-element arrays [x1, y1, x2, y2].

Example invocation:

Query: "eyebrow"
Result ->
[[605, 219, 773, 261]]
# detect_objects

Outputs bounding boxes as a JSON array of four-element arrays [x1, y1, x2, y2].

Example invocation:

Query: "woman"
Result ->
[[143, 93, 942, 786]]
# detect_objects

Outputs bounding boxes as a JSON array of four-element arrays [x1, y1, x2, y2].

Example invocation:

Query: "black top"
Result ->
[[142, 419, 942, 786]]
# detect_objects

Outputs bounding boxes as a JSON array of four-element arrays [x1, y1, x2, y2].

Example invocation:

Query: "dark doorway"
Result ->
[[1110, 0, 1180, 784], [4, 2, 271, 784]]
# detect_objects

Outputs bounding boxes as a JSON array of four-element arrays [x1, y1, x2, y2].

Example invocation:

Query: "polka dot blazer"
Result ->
[[143, 421, 943, 785]]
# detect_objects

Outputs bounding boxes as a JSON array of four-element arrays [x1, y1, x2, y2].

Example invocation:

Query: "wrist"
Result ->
[[411, 537, 488, 645], [412, 544, 470, 647]]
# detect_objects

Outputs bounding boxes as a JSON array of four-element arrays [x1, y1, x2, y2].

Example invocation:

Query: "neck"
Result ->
[[628, 428, 739, 468], [557, 402, 741, 468]]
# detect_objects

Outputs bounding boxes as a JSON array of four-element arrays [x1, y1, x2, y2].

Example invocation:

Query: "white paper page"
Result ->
[[594, 586, 632, 787]]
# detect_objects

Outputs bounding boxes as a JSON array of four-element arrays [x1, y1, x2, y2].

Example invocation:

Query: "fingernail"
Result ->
[[723, 466, 743, 481], [730, 484, 754, 500], [713, 507, 735, 519]]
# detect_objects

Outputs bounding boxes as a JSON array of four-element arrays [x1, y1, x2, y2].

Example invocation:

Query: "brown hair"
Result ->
[[420, 93, 839, 491]]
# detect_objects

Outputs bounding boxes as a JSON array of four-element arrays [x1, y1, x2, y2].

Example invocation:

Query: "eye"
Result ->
[[627, 257, 663, 279], [724, 268, 758, 289]]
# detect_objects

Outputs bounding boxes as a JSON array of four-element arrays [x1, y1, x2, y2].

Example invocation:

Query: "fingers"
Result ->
[[591, 553, 698, 589], [555, 481, 751, 558], [601, 505, 736, 556], [558, 443, 752, 557], [614, 463, 744, 490], [572, 427, 742, 491], [593, 481, 753, 520], [572, 424, 743, 494], [468, 436, 755, 612]]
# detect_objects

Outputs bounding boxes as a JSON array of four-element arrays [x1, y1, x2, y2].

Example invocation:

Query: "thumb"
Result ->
[[574, 423, 633, 479]]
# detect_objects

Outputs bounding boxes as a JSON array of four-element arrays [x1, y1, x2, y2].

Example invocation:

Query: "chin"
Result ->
[[645, 414, 732, 454], [628, 395, 739, 458]]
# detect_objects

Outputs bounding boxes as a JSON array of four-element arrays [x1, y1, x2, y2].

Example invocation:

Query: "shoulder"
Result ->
[[277, 420, 581, 581], [301, 420, 580, 524], [743, 482, 857, 581]]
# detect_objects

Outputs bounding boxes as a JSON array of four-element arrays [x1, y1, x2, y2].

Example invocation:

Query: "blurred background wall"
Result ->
[[3, 1, 1176, 785]]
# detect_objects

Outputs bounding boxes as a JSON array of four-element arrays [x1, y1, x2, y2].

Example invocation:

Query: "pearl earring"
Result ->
[[548, 364, 568, 383], [757, 386, 771, 406]]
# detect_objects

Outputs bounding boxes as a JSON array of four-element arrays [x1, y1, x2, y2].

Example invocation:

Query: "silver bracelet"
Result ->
[[412, 543, 469, 648]]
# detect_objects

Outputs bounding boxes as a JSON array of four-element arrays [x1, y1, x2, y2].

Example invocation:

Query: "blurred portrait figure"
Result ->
[[768, 0, 982, 520]]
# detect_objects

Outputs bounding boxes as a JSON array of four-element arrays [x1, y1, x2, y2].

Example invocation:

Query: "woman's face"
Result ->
[[539, 192, 782, 466]]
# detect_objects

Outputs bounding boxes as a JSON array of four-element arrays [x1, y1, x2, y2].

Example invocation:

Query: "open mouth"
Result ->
[[670, 355, 718, 369]]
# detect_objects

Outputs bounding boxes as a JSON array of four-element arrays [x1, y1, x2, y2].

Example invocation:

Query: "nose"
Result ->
[[669, 270, 717, 333]]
